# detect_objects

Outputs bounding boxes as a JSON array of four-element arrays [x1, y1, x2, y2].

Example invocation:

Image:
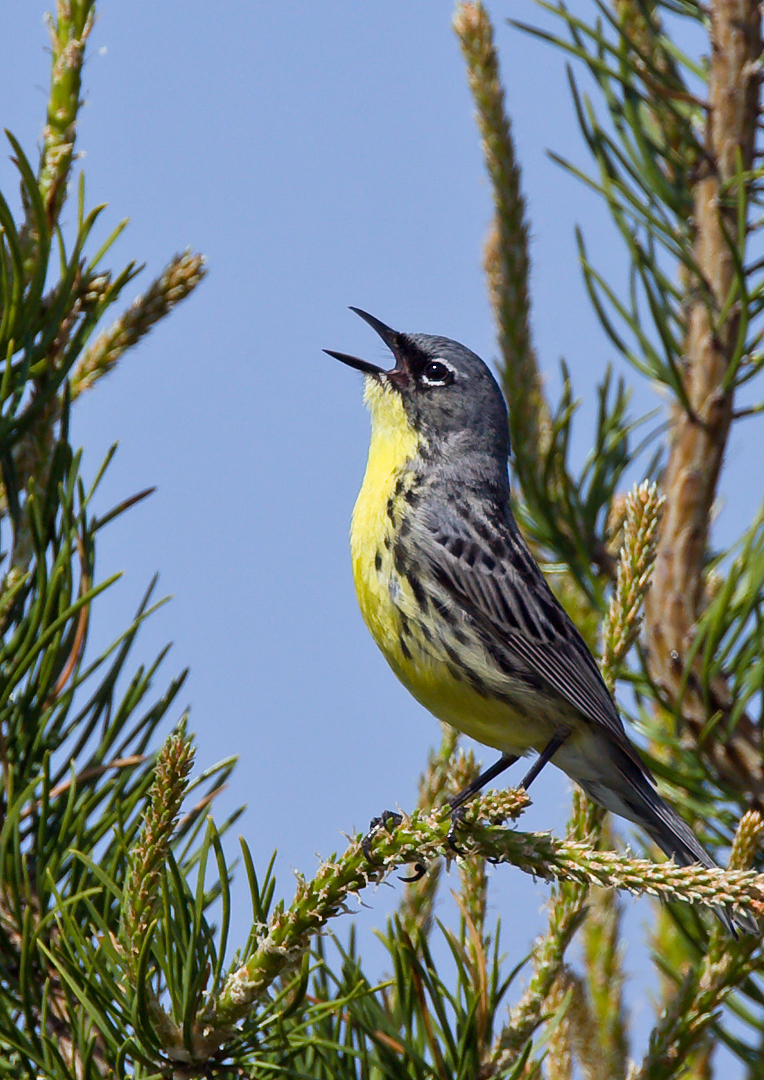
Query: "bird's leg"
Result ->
[[519, 732, 568, 790], [447, 753, 519, 850], [449, 753, 520, 812]]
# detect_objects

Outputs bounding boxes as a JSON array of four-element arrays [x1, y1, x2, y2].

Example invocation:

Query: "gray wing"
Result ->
[[417, 497, 644, 765]]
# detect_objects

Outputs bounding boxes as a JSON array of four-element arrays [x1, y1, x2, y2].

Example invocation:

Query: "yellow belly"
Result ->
[[393, 653, 556, 757], [350, 379, 556, 758]]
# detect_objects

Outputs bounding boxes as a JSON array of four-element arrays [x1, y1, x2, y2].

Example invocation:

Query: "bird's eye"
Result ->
[[421, 360, 453, 386]]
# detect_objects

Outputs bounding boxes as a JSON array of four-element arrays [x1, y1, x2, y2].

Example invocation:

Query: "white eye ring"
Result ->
[[421, 359, 454, 386]]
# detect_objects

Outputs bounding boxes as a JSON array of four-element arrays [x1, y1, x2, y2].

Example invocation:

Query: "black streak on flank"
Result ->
[[406, 571, 428, 611], [386, 497, 395, 521], [374, 551, 383, 572], [484, 639, 520, 680], [495, 691, 529, 716], [400, 637, 413, 661], [447, 662, 463, 682], [443, 642, 488, 697]]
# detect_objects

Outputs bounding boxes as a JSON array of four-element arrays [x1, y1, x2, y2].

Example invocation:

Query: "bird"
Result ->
[[326, 306, 755, 937]]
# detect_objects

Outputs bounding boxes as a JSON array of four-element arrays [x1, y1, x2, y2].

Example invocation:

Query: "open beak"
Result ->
[[325, 308, 409, 386]]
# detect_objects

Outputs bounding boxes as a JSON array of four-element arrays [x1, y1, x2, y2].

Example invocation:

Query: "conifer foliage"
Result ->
[[3, 2, 764, 1077]]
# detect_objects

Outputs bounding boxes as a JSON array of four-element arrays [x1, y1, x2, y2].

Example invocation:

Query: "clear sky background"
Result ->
[[3, 3, 763, 1070]]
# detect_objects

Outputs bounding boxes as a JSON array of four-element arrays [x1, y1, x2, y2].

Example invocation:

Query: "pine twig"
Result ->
[[491, 880, 589, 1071], [601, 480, 665, 692], [70, 251, 207, 399], [492, 480, 665, 1071], [582, 880, 629, 1080], [642, 0, 764, 801], [545, 973, 576, 1080], [398, 724, 459, 939], [195, 793, 763, 1060], [451, 748, 489, 947], [633, 812, 764, 1080], [547, 969, 612, 1080], [120, 721, 195, 965], [453, 1, 551, 476], [23, 0, 95, 251]]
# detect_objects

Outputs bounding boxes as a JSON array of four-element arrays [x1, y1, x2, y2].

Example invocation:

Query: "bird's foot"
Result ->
[[446, 803, 468, 854], [361, 811, 429, 882], [361, 810, 402, 866]]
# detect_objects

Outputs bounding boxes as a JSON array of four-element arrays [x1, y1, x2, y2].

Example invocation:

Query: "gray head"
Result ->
[[325, 308, 510, 461]]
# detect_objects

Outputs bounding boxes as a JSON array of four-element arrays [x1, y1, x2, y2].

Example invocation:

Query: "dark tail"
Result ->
[[622, 766, 756, 937]]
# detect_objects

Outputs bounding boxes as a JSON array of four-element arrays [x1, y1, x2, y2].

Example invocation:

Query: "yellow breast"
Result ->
[[350, 379, 419, 656]]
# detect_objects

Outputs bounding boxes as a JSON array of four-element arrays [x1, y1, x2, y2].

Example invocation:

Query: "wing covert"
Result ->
[[417, 500, 638, 758]]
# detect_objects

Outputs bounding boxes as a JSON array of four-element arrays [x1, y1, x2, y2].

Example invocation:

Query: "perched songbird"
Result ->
[[327, 307, 754, 936]]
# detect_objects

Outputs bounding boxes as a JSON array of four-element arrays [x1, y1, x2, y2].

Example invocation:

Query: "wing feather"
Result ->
[[420, 501, 644, 765]]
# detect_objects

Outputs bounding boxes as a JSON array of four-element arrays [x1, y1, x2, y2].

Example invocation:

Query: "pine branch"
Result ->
[[633, 812, 764, 1080], [491, 875, 590, 1071], [642, 0, 764, 802], [453, 1, 552, 476], [22, 0, 95, 253], [397, 724, 459, 939], [192, 792, 761, 1061], [490, 479, 665, 1071], [120, 721, 195, 967], [548, 968, 612, 1080], [545, 974, 576, 1080], [601, 480, 665, 691], [581, 880, 629, 1080], [70, 250, 207, 399], [452, 748, 489, 946]]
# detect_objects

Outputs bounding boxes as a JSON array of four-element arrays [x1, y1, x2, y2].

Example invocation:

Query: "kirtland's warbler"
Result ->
[[327, 307, 753, 936]]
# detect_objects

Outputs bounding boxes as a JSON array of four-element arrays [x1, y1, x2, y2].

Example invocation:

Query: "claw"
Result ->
[[399, 861, 428, 883]]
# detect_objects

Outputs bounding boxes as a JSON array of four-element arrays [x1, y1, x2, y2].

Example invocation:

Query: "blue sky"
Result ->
[[4, 3, 763, 1066]]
